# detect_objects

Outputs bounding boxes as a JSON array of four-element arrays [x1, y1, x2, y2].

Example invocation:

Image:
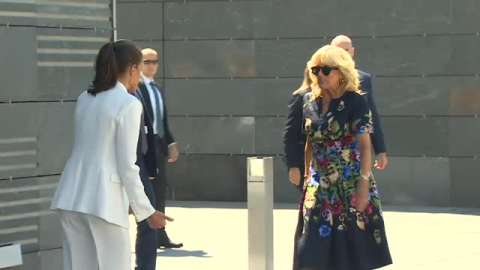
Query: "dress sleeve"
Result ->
[[350, 93, 374, 135]]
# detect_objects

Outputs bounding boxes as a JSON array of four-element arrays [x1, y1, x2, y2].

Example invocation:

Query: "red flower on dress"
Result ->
[[325, 139, 335, 147], [321, 199, 330, 212], [349, 193, 357, 207], [366, 203, 374, 215], [341, 133, 354, 145], [317, 158, 330, 168], [331, 199, 343, 216]]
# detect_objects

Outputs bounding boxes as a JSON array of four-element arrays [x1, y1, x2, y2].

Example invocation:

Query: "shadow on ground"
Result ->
[[166, 200, 480, 215], [157, 249, 211, 258]]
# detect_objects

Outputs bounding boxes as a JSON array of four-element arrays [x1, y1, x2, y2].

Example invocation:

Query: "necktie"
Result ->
[[150, 81, 165, 137], [134, 92, 148, 154]]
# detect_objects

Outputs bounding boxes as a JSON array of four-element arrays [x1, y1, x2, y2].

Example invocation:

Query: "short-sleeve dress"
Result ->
[[293, 91, 393, 270]]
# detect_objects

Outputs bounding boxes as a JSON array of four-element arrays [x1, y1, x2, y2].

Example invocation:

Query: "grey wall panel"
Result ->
[[448, 118, 480, 157], [35, 2, 111, 29], [36, 53, 96, 63], [164, 40, 259, 78], [117, 1, 163, 40], [0, 104, 42, 179], [255, 117, 285, 154], [383, 117, 480, 157], [168, 117, 255, 154], [20, 248, 63, 270], [35, 28, 108, 100], [374, 157, 450, 206], [165, 38, 315, 78], [36, 28, 110, 43], [166, 155, 247, 201], [165, 36, 480, 78], [0, 176, 59, 254], [0, 1, 111, 29], [354, 35, 480, 76], [164, 78, 298, 116], [38, 67, 93, 100], [162, 0, 480, 39], [164, 1, 270, 39], [36, 104, 75, 175], [273, 0, 480, 38], [1, 26, 107, 102], [381, 117, 448, 156], [117, 0, 162, 2], [0, 103, 74, 179], [0, 2, 36, 26], [374, 76, 480, 116], [0, 27, 38, 102], [450, 158, 480, 207]]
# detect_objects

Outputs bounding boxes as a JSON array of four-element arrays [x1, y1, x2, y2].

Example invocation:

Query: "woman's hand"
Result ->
[[355, 178, 369, 212], [147, 211, 174, 229]]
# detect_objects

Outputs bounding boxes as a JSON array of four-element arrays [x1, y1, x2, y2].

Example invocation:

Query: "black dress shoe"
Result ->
[[158, 240, 183, 249]]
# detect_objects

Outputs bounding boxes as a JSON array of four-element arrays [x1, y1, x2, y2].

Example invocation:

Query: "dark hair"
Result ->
[[88, 40, 142, 96]]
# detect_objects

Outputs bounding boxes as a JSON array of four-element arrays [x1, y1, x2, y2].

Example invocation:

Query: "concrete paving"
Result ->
[[129, 201, 480, 270]]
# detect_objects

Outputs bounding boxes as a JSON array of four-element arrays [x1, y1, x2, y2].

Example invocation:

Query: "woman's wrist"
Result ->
[[360, 171, 370, 181]]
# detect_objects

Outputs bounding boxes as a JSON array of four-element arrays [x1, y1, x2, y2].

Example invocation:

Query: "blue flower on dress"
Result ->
[[309, 173, 320, 186], [342, 164, 351, 179], [352, 161, 360, 172], [319, 225, 331, 237]]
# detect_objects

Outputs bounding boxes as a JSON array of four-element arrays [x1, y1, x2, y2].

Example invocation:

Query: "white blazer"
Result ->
[[51, 82, 155, 228]]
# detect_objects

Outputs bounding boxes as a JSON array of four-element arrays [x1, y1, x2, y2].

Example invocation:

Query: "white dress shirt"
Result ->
[[141, 73, 164, 135]]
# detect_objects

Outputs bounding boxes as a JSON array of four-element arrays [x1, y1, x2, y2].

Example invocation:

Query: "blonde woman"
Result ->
[[292, 45, 392, 270]]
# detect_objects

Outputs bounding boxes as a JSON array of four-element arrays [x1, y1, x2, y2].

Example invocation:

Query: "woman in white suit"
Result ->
[[50, 40, 173, 270]]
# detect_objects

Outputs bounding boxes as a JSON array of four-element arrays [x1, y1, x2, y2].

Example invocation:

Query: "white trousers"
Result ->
[[59, 210, 131, 270]]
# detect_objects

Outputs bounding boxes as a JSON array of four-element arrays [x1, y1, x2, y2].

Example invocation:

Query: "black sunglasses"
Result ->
[[311, 66, 339, 76], [143, 59, 158, 65]]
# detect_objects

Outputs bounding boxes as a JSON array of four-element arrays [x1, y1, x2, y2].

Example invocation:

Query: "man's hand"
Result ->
[[147, 211, 174, 229], [288, 167, 301, 186], [374, 152, 388, 170], [168, 144, 179, 163]]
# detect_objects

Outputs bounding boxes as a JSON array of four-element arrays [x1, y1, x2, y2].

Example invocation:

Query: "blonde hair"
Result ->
[[293, 65, 313, 95], [307, 45, 359, 97]]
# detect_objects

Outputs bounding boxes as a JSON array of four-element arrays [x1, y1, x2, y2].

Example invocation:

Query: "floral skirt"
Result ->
[[292, 174, 393, 270]]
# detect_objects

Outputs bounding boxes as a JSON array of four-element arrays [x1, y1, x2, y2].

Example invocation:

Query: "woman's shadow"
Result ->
[[157, 249, 211, 258]]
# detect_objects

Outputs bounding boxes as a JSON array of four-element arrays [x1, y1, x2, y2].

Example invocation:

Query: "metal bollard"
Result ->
[[247, 157, 274, 270]]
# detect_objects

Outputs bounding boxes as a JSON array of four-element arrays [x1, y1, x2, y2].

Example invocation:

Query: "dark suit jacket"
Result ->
[[135, 95, 157, 178], [357, 70, 386, 154], [137, 80, 175, 157], [282, 69, 387, 186]]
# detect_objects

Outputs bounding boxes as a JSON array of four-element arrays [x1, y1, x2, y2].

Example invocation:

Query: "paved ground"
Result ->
[[129, 201, 480, 270]]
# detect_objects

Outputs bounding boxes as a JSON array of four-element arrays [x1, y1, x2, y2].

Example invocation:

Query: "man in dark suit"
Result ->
[[137, 48, 182, 249], [283, 35, 388, 190], [331, 35, 388, 169], [133, 91, 158, 270]]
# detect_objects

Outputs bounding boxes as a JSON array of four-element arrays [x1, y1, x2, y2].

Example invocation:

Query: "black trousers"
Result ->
[[153, 136, 169, 243]]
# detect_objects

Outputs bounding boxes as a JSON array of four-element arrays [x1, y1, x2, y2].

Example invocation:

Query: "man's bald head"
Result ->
[[141, 48, 157, 56], [331, 35, 355, 58], [141, 48, 159, 79]]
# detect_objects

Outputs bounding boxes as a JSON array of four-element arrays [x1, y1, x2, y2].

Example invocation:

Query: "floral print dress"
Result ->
[[293, 91, 392, 270]]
